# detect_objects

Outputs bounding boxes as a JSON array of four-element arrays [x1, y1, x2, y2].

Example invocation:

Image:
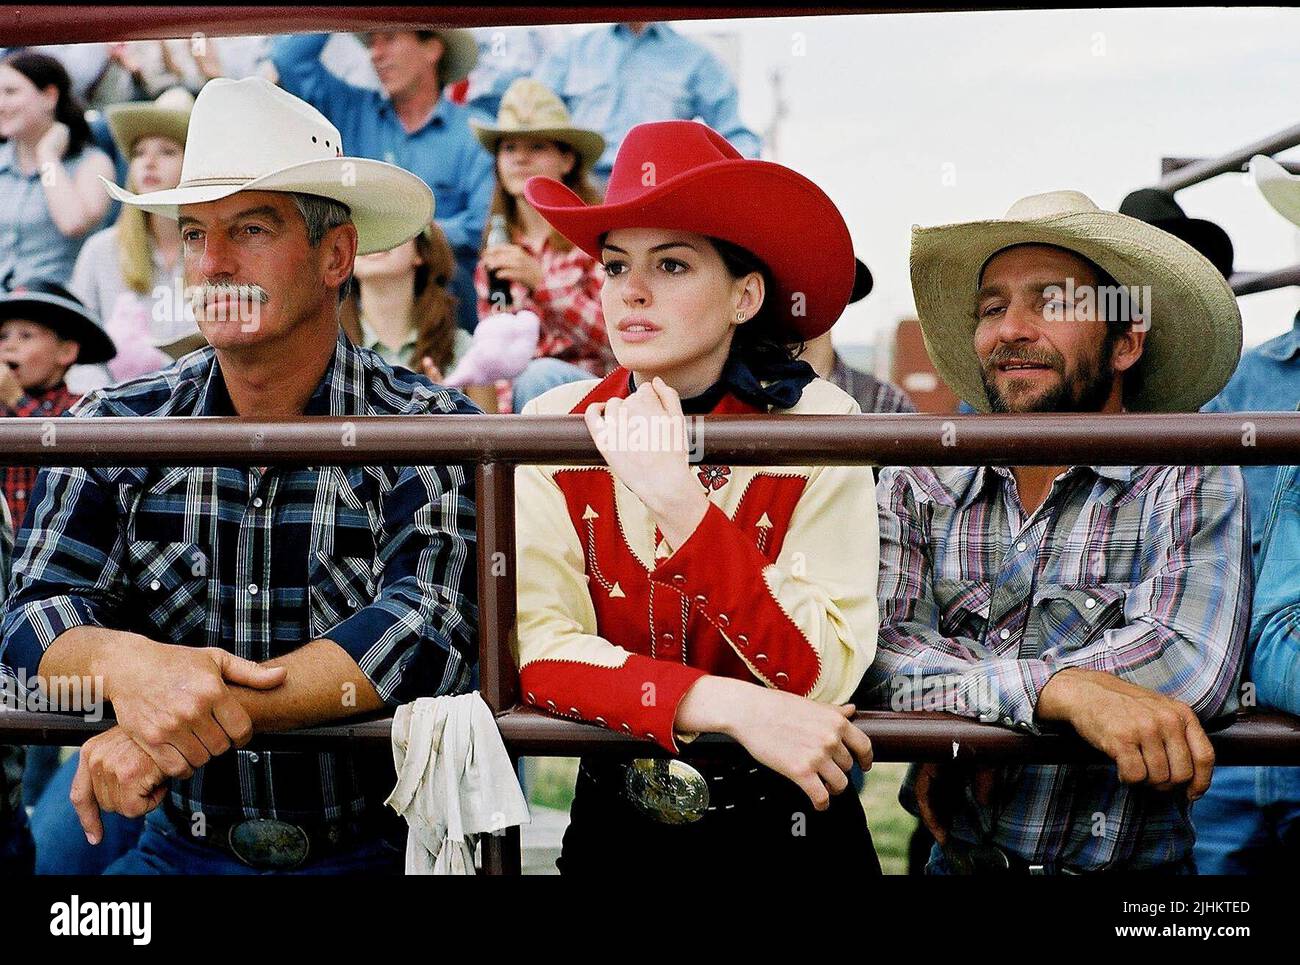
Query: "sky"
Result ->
[[625, 9, 1300, 356]]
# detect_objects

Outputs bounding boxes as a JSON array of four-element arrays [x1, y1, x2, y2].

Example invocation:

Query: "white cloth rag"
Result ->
[[386, 692, 530, 874]]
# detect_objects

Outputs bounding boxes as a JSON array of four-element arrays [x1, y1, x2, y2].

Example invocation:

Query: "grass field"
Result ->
[[526, 757, 915, 874]]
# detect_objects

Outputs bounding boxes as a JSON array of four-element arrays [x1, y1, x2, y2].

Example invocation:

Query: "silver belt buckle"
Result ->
[[227, 819, 311, 870], [622, 758, 710, 824]]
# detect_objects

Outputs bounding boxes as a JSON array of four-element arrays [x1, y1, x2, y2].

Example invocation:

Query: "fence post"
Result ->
[[476, 461, 521, 875]]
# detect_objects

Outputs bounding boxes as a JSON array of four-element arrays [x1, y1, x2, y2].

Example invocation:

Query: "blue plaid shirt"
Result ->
[[0, 333, 480, 821], [859, 463, 1251, 871]]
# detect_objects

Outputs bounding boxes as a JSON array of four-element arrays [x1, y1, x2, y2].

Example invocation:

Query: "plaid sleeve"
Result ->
[[858, 468, 1053, 731], [0, 461, 127, 683], [318, 462, 479, 706]]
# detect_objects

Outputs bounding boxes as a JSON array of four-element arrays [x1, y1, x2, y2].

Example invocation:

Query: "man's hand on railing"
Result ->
[[101, 636, 287, 777], [70, 725, 168, 845], [1035, 667, 1216, 799]]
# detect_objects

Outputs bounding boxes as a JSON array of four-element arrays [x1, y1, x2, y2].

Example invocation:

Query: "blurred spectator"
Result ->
[[270, 30, 493, 333], [472, 79, 613, 412], [0, 51, 115, 290], [69, 87, 203, 393], [343, 223, 496, 412], [0, 280, 114, 529], [535, 22, 761, 185], [459, 26, 563, 118], [800, 261, 916, 413]]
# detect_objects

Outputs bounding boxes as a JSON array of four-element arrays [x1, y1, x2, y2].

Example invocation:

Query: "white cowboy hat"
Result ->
[[1250, 153, 1300, 228], [100, 77, 433, 255], [470, 78, 605, 174], [910, 190, 1242, 413]]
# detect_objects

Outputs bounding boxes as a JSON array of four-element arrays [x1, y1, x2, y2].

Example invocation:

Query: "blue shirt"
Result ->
[[0, 334, 481, 821], [270, 33, 496, 257], [1203, 310, 1300, 559], [0, 140, 110, 289], [535, 23, 761, 179], [1251, 463, 1300, 715]]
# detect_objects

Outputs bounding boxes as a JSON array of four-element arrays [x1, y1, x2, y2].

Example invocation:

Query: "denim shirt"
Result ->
[[1249, 461, 1300, 715], [1203, 311, 1300, 560]]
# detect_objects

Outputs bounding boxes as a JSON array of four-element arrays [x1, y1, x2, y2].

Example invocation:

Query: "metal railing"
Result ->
[[3, 412, 1300, 874]]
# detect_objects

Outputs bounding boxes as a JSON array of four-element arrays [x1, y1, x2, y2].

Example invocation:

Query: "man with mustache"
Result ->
[[0, 78, 480, 874], [857, 190, 1251, 874]]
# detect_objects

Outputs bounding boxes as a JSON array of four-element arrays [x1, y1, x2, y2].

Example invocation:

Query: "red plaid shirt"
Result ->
[[475, 235, 615, 379], [0, 383, 80, 532]]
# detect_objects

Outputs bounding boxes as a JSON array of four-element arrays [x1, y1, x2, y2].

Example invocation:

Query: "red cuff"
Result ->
[[520, 654, 707, 753], [649, 502, 821, 695]]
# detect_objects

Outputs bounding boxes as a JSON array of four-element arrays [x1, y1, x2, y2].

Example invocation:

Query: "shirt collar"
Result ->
[[195, 332, 369, 418], [378, 92, 451, 132], [1256, 310, 1300, 363], [956, 464, 1138, 511], [0, 141, 17, 175], [614, 22, 665, 41], [359, 314, 416, 358]]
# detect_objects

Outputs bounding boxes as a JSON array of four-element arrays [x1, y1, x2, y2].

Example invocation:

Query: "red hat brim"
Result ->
[[526, 159, 854, 339]]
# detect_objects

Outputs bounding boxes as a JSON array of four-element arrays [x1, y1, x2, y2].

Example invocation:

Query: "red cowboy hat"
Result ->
[[524, 120, 854, 339]]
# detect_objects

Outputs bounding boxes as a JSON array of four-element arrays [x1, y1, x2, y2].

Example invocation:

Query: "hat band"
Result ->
[[175, 176, 258, 189]]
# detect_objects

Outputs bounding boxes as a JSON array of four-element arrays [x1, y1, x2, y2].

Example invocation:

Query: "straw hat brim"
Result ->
[[910, 211, 1242, 413], [526, 159, 855, 339], [105, 104, 191, 157], [1252, 154, 1300, 228], [100, 156, 434, 255], [470, 119, 605, 175]]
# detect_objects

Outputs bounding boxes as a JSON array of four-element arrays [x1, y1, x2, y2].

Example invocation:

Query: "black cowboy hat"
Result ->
[[0, 280, 116, 364], [1119, 188, 1235, 281], [849, 258, 874, 304]]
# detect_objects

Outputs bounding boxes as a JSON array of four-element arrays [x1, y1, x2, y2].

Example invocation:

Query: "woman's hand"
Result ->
[[584, 376, 707, 548], [35, 121, 70, 166], [481, 243, 543, 291], [676, 676, 872, 811]]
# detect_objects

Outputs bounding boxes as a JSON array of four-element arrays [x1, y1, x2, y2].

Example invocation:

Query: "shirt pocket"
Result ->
[[933, 578, 993, 644], [308, 551, 378, 641], [630, 73, 691, 125], [563, 65, 616, 131], [127, 540, 211, 643], [1031, 582, 1129, 655]]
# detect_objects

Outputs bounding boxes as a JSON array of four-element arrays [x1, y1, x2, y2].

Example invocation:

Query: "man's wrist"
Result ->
[[1035, 666, 1089, 723]]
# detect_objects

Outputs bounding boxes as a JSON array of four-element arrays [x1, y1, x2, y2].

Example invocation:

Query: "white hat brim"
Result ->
[[1251, 154, 1300, 228], [910, 210, 1242, 413], [101, 156, 434, 255]]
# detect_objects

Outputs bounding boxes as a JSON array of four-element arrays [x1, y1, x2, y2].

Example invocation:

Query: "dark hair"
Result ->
[[707, 236, 805, 375], [1, 50, 93, 158]]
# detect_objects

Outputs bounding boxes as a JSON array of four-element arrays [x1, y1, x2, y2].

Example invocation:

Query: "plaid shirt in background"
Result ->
[[475, 235, 615, 378], [0, 334, 480, 823], [829, 356, 916, 414], [0, 383, 81, 533], [858, 463, 1251, 871]]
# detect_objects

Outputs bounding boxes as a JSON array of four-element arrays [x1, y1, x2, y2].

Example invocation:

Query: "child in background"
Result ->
[[0, 280, 116, 532]]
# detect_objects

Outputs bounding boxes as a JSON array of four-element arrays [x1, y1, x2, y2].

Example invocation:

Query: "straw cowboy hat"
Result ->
[[105, 86, 195, 157], [470, 78, 605, 174], [0, 280, 116, 364], [1251, 154, 1300, 228], [525, 120, 855, 339], [354, 28, 478, 87], [910, 190, 1242, 413], [101, 77, 434, 255]]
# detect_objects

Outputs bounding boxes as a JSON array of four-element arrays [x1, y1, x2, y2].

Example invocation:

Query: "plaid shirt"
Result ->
[[858, 463, 1251, 871], [475, 235, 615, 378], [829, 357, 916, 414], [0, 334, 480, 822], [0, 384, 81, 534]]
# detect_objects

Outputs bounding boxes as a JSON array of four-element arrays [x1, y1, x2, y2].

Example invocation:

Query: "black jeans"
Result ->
[[557, 754, 883, 876]]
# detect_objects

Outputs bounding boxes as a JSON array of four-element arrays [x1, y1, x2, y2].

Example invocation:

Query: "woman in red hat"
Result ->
[[514, 120, 882, 874]]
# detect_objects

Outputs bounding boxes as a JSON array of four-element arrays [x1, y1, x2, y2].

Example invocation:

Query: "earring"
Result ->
[[736, 310, 746, 322]]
